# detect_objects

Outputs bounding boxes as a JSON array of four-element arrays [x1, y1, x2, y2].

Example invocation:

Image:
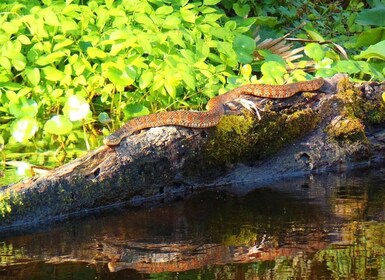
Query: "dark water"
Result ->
[[1, 170, 385, 279]]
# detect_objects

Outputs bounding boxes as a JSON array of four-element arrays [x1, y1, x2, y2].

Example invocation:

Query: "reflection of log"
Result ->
[[1, 74, 385, 228], [100, 233, 329, 273]]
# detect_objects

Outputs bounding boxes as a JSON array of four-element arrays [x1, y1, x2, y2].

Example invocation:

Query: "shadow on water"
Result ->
[[1, 169, 385, 279]]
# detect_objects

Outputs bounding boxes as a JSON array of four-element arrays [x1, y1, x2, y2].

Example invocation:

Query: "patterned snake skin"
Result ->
[[104, 78, 324, 146]]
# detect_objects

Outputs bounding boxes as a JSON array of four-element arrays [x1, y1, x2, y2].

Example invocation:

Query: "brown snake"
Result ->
[[104, 78, 324, 146]]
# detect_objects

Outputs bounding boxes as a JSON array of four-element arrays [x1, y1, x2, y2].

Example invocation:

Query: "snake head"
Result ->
[[103, 134, 121, 146]]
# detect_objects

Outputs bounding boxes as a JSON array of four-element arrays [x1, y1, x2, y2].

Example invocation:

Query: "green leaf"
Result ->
[[25, 67, 41, 86], [156, 6, 173, 15], [53, 39, 74, 51], [233, 3, 250, 17], [261, 61, 287, 82], [9, 98, 38, 118], [163, 15, 181, 29], [43, 9, 61, 26], [123, 104, 150, 118], [104, 65, 137, 87], [63, 94, 90, 121], [333, 61, 361, 74], [98, 112, 111, 124], [12, 117, 39, 142], [356, 6, 385, 27], [203, 0, 221, 5], [17, 35, 31, 45], [356, 27, 385, 48], [35, 52, 67, 66], [304, 43, 325, 62], [87, 47, 107, 59], [254, 16, 278, 27], [180, 9, 195, 23], [233, 34, 256, 64], [42, 66, 65, 81], [0, 57, 11, 71], [6, 91, 19, 103], [2, 22, 18, 35], [44, 115, 73, 135], [139, 70, 154, 89], [355, 40, 385, 61]]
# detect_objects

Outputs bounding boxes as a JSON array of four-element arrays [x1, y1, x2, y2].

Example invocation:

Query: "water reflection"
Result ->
[[0, 170, 385, 279]]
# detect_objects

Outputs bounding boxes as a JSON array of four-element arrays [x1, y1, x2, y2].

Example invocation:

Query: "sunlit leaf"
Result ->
[[17, 35, 31, 45], [139, 70, 154, 89], [304, 43, 325, 62], [9, 98, 38, 118], [44, 115, 73, 135], [42, 66, 65, 81], [203, 0, 221, 5], [35, 52, 67, 66], [11, 117, 38, 142], [63, 94, 90, 121], [355, 40, 385, 61], [25, 67, 41, 86], [87, 47, 107, 59]]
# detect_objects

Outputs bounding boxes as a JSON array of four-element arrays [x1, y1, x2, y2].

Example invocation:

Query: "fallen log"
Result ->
[[1, 74, 384, 229]]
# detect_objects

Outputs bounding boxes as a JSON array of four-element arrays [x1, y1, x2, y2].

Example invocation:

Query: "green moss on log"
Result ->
[[203, 108, 320, 167]]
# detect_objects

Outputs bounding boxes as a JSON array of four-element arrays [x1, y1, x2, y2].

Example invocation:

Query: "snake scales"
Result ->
[[104, 78, 324, 146]]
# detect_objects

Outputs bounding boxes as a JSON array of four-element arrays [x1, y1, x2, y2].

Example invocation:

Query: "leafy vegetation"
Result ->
[[0, 0, 384, 183]]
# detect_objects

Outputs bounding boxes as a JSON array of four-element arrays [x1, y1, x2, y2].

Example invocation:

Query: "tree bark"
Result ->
[[1, 74, 384, 229]]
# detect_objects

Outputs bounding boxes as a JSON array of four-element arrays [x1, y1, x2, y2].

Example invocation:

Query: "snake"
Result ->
[[103, 78, 324, 146]]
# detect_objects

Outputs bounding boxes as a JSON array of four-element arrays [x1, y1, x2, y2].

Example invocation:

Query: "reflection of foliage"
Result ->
[[315, 222, 385, 279], [223, 227, 258, 246]]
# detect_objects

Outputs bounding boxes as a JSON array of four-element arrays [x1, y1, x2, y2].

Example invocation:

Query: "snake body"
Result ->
[[104, 78, 324, 146]]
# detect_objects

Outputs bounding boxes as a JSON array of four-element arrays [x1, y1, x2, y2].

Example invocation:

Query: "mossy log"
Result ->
[[1, 74, 385, 229]]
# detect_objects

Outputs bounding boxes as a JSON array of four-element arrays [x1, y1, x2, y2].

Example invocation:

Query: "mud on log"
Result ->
[[1, 74, 384, 229]]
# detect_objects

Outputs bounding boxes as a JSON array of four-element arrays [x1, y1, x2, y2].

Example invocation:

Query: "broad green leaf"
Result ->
[[233, 34, 256, 64], [42, 66, 66, 81], [53, 39, 74, 51], [180, 9, 195, 23], [254, 16, 278, 27], [261, 61, 287, 81], [35, 52, 67, 66], [25, 67, 40, 86], [156, 6, 173, 15], [63, 94, 90, 121], [334, 61, 361, 74], [43, 9, 61, 26], [44, 115, 73, 135], [163, 15, 181, 29], [0, 82, 23, 91], [8, 52, 26, 71], [356, 27, 385, 48], [98, 112, 111, 124], [17, 35, 31, 45], [104, 65, 136, 87], [123, 104, 150, 118], [233, 3, 250, 17], [2, 22, 18, 34], [9, 98, 38, 118], [12, 117, 39, 142], [139, 70, 154, 89], [203, 0, 221, 5], [87, 47, 107, 59], [304, 43, 325, 62], [6, 91, 18, 103], [356, 6, 385, 26], [0, 57, 11, 71], [178, 63, 195, 89], [355, 40, 385, 61]]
